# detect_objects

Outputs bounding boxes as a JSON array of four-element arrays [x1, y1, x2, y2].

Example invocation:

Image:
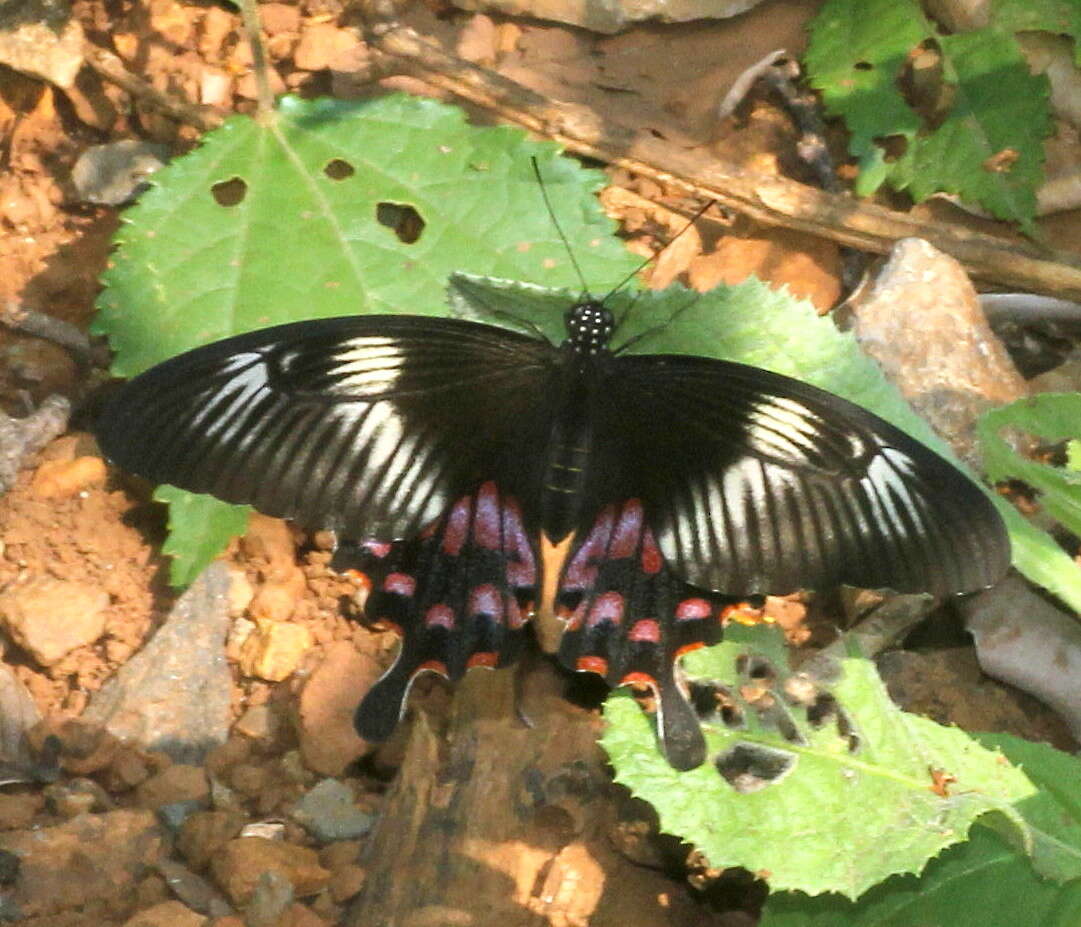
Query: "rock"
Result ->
[[233, 704, 286, 744], [29, 454, 108, 497], [0, 792, 42, 830], [293, 23, 363, 72], [229, 762, 270, 797], [0, 0, 84, 86], [287, 904, 331, 927], [452, 0, 764, 34], [327, 864, 366, 903], [289, 779, 373, 842], [227, 568, 255, 617], [259, 2, 301, 35], [122, 900, 206, 927], [36, 717, 119, 775], [238, 618, 314, 682], [84, 562, 233, 763], [846, 238, 1027, 469], [157, 858, 234, 918], [43, 778, 114, 817], [157, 799, 208, 833], [71, 141, 170, 207], [297, 642, 379, 776], [245, 869, 294, 927], [178, 811, 248, 871], [0, 577, 109, 665], [135, 765, 210, 810], [211, 838, 331, 906], [318, 840, 361, 870], [688, 228, 842, 314], [0, 662, 40, 779], [0, 809, 167, 918], [0, 848, 18, 884]]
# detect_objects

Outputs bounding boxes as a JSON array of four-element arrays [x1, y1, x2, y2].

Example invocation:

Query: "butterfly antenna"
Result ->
[[531, 156, 593, 300], [600, 197, 716, 305]]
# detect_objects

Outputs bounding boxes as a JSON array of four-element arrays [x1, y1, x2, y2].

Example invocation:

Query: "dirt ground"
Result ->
[[2, 1, 1081, 926]]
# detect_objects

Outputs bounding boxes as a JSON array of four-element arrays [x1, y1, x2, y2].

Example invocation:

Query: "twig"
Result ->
[[2, 302, 111, 370], [236, 0, 275, 120], [362, 15, 1081, 302], [83, 45, 222, 132]]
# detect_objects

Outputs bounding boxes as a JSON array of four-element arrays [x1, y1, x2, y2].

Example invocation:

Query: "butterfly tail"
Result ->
[[335, 482, 540, 743]]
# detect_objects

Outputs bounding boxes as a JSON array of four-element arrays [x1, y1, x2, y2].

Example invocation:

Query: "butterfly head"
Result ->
[[565, 299, 615, 357]]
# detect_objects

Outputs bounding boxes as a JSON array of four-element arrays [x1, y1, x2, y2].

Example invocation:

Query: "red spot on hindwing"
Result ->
[[627, 619, 661, 642], [587, 591, 625, 627], [442, 496, 473, 556], [474, 481, 502, 549], [675, 598, 713, 621], [425, 604, 455, 630], [468, 584, 503, 622], [563, 505, 615, 589], [382, 573, 416, 596], [640, 527, 663, 574], [610, 499, 644, 559], [576, 655, 608, 676], [362, 540, 392, 559], [467, 652, 498, 668]]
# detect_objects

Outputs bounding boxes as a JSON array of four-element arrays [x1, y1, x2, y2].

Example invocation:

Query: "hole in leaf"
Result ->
[[715, 743, 795, 793], [324, 158, 355, 180], [377, 202, 425, 244], [211, 177, 247, 207], [853, 61, 873, 71], [806, 692, 837, 727], [689, 681, 741, 726], [774, 713, 804, 745], [836, 708, 860, 753]]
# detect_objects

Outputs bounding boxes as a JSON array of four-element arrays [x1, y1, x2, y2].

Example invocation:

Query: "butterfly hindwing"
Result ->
[[338, 482, 540, 742], [555, 498, 744, 770], [586, 354, 1009, 598], [95, 316, 560, 542]]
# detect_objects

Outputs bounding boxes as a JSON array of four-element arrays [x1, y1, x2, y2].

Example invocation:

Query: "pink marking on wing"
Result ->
[[424, 604, 455, 630], [675, 598, 713, 621], [640, 527, 663, 575], [362, 540, 393, 559], [442, 495, 473, 556], [474, 481, 502, 549], [627, 618, 661, 642], [382, 573, 416, 596], [563, 506, 616, 589], [610, 499, 644, 559], [587, 591, 625, 627], [469, 583, 503, 621], [502, 497, 537, 586]]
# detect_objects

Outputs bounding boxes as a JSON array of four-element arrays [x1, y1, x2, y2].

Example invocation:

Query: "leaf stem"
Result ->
[[237, 0, 275, 120]]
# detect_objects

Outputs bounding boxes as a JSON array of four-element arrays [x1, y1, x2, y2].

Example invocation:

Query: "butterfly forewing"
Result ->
[[96, 316, 561, 541], [589, 353, 1009, 598]]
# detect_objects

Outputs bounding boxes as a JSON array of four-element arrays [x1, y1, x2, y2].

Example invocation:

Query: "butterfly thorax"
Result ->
[[563, 299, 615, 362]]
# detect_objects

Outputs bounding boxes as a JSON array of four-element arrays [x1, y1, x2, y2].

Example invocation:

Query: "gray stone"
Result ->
[[84, 563, 232, 763], [289, 778, 374, 842]]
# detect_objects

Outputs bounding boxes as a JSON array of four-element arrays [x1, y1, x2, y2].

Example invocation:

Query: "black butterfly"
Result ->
[[94, 280, 1010, 770]]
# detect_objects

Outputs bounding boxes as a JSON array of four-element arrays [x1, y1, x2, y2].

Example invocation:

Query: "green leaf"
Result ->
[[758, 736, 1081, 925], [94, 94, 638, 585], [888, 30, 1049, 233], [978, 393, 1081, 539], [152, 485, 250, 587], [601, 625, 1035, 898], [93, 94, 636, 375], [805, 1, 1051, 230], [805, 0, 929, 156], [992, 0, 1081, 67]]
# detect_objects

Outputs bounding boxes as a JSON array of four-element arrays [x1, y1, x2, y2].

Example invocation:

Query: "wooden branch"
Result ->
[[366, 18, 1081, 302], [347, 663, 707, 926], [84, 45, 223, 132]]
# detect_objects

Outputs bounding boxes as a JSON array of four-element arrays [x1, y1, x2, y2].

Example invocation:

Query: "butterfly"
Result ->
[[93, 278, 1011, 771]]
